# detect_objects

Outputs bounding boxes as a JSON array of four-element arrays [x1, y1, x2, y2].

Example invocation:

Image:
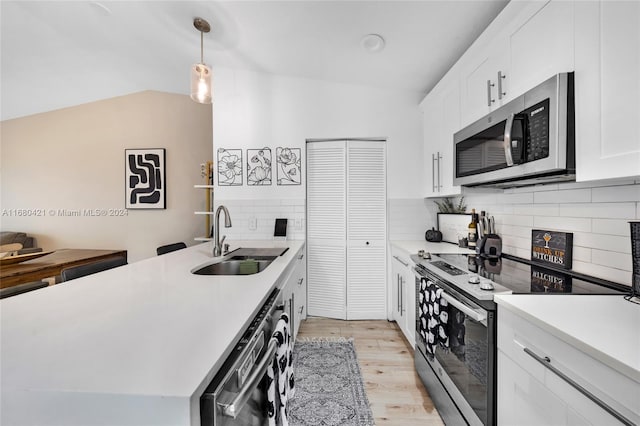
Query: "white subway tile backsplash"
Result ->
[[559, 202, 636, 219], [592, 218, 635, 237], [571, 246, 592, 263], [498, 214, 534, 227], [573, 232, 631, 254], [592, 185, 640, 202], [533, 216, 591, 233], [513, 204, 559, 216], [591, 249, 632, 272], [499, 192, 534, 204], [637, 203, 640, 219], [533, 188, 591, 204], [571, 260, 632, 286], [499, 224, 532, 239]]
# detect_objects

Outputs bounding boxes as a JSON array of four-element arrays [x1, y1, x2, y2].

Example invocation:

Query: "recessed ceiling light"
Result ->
[[361, 34, 385, 53]]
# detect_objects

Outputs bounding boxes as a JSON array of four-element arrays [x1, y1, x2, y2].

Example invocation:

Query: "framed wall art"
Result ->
[[247, 147, 272, 185], [217, 148, 243, 186], [276, 147, 301, 185], [125, 148, 166, 209]]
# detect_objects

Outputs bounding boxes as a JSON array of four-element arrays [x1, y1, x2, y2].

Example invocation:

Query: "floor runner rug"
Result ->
[[288, 338, 374, 426]]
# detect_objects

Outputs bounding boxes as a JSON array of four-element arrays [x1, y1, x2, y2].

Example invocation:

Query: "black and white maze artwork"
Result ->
[[127, 153, 163, 206]]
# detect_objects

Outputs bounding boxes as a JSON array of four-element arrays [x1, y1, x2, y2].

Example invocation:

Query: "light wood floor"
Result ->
[[296, 317, 445, 426]]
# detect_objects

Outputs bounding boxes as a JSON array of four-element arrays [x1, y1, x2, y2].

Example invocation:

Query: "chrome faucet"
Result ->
[[213, 205, 232, 257]]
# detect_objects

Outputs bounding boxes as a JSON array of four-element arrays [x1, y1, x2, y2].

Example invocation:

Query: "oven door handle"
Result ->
[[440, 292, 487, 323], [218, 336, 278, 418]]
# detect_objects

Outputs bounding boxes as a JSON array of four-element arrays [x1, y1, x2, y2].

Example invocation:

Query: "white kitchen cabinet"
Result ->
[[390, 247, 415, 347], [279, 243, 306, 341], [422, 77, 462, 198], [458, 1, 572, 127], [307, 140, 387, 320], [498, 307, 639, 426], [574, 0, 640, 181], [509, 1, 575, 100]]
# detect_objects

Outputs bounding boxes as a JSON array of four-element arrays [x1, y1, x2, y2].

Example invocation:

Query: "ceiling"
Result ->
[[0, 0, 508, 121]]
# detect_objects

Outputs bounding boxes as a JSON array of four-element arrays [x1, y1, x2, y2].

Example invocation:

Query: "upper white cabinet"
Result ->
[[509, 1, 575, 99], [574, 1, 640, 181], [458, 1, 574, 128], [422, 75, 462, 198]]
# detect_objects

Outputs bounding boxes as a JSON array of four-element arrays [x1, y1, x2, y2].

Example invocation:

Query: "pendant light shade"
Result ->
[[190, 17, 212, 104]]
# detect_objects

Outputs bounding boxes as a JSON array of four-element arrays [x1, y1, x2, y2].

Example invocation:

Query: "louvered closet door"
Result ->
[[346, 141, 387, 320], [306, 141, 347, 319]]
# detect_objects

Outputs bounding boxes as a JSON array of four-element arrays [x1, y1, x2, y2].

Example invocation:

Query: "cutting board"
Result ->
[[437, 213, 472, 244]]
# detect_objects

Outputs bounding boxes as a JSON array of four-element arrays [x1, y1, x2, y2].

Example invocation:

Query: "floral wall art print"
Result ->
[[217, 148, 243, 186], [125, 148, 166, 209], [276, 147, 301, 185], [247, 148, 272, 185]]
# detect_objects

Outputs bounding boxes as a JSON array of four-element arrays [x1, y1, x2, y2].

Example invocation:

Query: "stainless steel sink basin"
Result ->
[[191, 247, 287, 276], [191, 257, 276, 276]]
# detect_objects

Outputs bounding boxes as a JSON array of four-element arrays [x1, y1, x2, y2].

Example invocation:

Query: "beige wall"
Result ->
[[0, 91, 212, 262]]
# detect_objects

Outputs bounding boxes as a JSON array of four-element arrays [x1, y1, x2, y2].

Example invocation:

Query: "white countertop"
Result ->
[[495, 294, 640, 382], [0, 240, 303, 426], [390, 240, 475, 256]]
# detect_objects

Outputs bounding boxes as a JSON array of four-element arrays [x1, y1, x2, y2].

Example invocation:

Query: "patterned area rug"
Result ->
[[288, 338, 374, 426]]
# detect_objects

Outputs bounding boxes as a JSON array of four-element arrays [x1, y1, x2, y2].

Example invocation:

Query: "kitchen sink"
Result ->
[[191, 248, 285, 276], [192, 259, 274, 275]]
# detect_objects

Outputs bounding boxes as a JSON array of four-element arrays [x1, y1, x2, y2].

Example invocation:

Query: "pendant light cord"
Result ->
[[200, 30, 204, 64]]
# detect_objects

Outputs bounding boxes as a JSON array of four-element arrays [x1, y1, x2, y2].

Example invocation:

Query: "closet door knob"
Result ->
[[366, 241, 370, 245]]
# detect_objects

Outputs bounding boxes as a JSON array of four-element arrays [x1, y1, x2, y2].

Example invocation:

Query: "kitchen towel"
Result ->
[[267, 312, 295, 426], [418, 277, 450, 357]]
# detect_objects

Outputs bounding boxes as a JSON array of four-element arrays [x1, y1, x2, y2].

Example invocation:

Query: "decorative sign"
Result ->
[[531, 229, 573, 269], [125, 148, 166, 209]]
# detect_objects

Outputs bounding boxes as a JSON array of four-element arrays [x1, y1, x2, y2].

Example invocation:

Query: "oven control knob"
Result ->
[[468, 275, 480, 284], [480, 279, 495, 291]]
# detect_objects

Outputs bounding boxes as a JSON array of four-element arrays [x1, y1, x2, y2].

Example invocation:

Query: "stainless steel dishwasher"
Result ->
[[200, 288, 283, 426]]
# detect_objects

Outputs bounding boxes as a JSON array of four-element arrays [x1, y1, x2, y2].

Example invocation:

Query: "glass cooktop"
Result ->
[[435, 254, 628, 295]]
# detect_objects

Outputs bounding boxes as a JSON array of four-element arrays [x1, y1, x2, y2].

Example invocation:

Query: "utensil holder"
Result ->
[[631, 222, 640, 297]]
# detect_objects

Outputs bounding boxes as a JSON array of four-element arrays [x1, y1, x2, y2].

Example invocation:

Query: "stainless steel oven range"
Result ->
[[412, 253, 628, 426]]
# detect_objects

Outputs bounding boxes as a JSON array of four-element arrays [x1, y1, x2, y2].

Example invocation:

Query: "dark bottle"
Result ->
[[468, 209, 478, 249]]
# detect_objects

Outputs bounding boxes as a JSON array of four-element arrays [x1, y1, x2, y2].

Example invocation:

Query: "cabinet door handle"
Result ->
[[432, 153, 437, 192], [297, 278, 304, 286], [398, 275, 404, 316], [523, 347, 635, 426], [497, 71, 506, 100], [397, 274, 401, 312], [298, 253, 304, 260], [298, 305, 304, 314], [487, 80, 495, 106], [437, 152, 442, 190], [504, 113, 515, 167], [393, 256, 409, 267]]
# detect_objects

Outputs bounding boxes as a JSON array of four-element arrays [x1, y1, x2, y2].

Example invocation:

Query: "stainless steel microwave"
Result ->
[[453, 72, 575, 188]]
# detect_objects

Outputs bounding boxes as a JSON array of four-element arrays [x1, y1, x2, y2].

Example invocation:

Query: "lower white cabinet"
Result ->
[[498, 307, 639, 426], [390, 246, 415, 348], [280, 244, 306, 342]]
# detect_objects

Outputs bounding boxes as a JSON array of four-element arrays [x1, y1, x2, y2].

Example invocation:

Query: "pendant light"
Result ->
[[190, 17, 212, 104]]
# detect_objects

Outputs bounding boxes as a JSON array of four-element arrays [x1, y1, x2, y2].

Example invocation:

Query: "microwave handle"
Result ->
[[503, 113, 515, 166]]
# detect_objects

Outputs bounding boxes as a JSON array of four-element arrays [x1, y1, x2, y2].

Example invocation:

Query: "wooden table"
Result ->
[[0, 249, 127, 289]]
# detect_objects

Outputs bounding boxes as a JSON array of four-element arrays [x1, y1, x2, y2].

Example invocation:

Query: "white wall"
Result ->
[[209, 67, 424, 240], [0, 91, 213, 262]]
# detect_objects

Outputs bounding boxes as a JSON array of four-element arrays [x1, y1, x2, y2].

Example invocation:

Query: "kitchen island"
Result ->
[[0, 240, 304, 426]]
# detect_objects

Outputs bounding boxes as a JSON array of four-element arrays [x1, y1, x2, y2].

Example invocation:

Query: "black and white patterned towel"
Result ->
[[417, 277, 449, 357], [267, 312, 295, 426]]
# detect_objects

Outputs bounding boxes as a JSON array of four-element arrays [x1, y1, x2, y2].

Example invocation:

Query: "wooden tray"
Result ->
[[0, 251, 52, 266]]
